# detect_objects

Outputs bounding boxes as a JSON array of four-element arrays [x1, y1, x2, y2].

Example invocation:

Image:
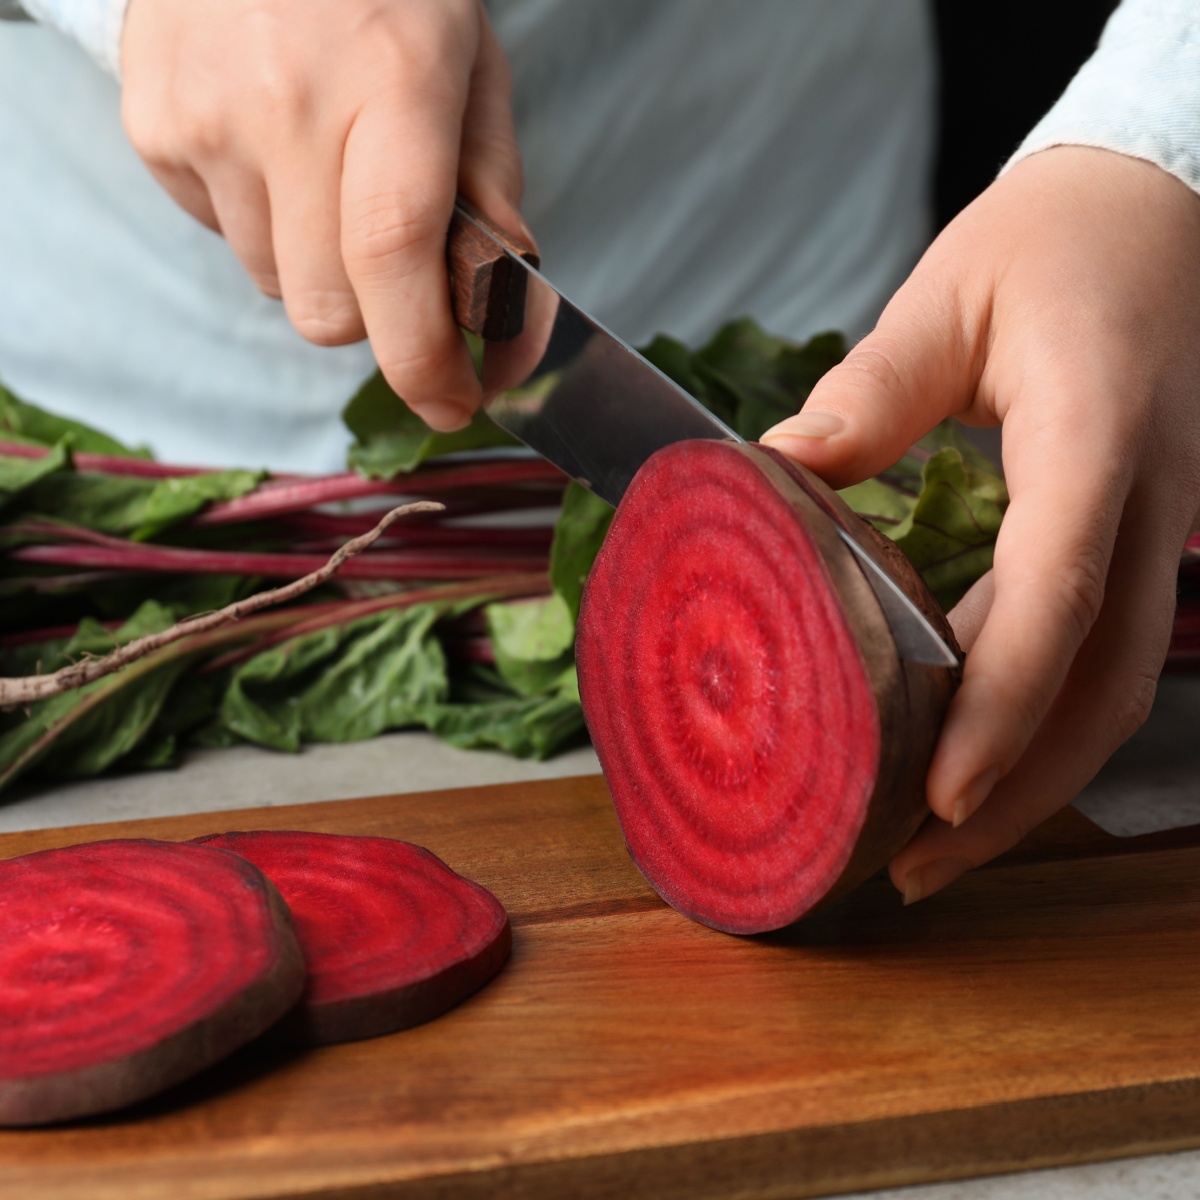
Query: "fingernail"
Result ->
[[902, 856, 973, 906], [419, 401, 472, 433], [951, 766, 1000, 828], [762, 410, 845, 443]]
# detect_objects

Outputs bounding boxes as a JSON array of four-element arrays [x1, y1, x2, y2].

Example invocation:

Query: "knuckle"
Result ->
[[173, 102, 230, 160], [839, 344, 908, 402], [1050, 552, 1108, 644], [123, 100, 180, 167], [999, 681, 1045, 753], [376, 342, 453, 393], [342, 198, 445, 278], [355, 5, 471, 81], [286, 292, 365, 346], [252, 52, 310, 127], [121, 103, 161, 162]]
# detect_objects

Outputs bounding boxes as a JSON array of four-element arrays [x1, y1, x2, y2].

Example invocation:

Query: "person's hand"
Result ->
[[761, 146, 1200, 902], [120, 0, 525, 431]]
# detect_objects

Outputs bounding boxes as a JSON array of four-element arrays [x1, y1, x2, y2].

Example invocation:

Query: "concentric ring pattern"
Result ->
[[578, 442, 880, 933]]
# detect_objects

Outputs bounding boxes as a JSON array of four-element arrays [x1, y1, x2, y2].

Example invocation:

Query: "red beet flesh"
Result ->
[[577, 441, 959, 935], [0, 839, 304, 1126], [194, 831, 512, 1044]]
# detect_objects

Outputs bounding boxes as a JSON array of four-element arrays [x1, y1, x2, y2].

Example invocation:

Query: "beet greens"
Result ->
[[3, 317, 1189, 796]]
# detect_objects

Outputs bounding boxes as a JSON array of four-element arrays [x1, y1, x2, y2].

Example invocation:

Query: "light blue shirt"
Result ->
[[1006, 0, 1200, 193], [1, 3, 940, 470]]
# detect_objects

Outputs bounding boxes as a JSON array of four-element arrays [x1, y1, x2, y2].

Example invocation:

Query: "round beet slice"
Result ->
[[576, 440, 961, 935], [0, 838, 304, 1126], [193, 831, 512, 1045]]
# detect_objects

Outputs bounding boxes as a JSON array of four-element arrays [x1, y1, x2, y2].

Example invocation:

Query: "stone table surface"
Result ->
[[5, 675, 1198, 1200]]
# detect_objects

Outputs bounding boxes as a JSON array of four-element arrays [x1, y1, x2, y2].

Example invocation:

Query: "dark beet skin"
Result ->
[[577, 440, 961, 935], [0, 839, 304, 1127], [194, 831, 512, 1045]]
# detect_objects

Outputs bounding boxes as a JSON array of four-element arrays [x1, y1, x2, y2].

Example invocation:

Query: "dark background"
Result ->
[[933, 0, 1121, 228], [929, 0, 1119, 462]]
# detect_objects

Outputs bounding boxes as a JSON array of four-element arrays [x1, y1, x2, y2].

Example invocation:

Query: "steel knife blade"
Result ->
[[449, 201, 958, 668]]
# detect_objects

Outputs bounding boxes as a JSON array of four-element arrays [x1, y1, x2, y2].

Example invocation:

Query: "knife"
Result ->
[[446, 200, 958, 669]]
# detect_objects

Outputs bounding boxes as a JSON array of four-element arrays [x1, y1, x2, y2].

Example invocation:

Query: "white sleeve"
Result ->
[[17, 0, 130, 76], [1004, 0, 1200, 194]]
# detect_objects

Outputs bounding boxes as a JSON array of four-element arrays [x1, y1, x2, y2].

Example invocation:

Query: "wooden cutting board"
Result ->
[[4, 774, 1200, 1200]]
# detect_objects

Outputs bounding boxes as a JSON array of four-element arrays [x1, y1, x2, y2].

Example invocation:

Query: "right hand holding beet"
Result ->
[[761, 146, 1200, 903], [119, 0, 526, 432]]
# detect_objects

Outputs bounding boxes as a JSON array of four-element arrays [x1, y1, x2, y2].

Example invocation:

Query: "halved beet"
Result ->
[[193, 831, 511, 1045], [576, 440, 961, 935], [0, 838, 304, 1126]]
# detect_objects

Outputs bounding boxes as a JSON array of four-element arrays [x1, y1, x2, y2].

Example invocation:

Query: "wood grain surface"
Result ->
[[447, 198, 538, 341], [3, 774, 1200, 1200]]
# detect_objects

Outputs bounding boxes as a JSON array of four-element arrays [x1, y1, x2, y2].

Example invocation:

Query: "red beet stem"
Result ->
[[0, 839, 304, 1125], [0, 438, 216, 478], [0, 621, 121, 648], [10, 542, 549, 580], [193, 831, 511, 1045], [277, 510, 553, 546], [199, 574, 546, 674], [193, 461, 565, 526]]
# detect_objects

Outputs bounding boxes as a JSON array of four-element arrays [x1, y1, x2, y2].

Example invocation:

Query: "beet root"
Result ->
[[576, 440, 961, 935], [0, 838, 304, 1126], [194, 831, 512, 1045]]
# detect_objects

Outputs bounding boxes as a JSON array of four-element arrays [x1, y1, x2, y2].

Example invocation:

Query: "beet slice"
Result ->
[[576, 440, 961, 935], [193, 831, 512, 1045], [0, 838, 304, 1126]]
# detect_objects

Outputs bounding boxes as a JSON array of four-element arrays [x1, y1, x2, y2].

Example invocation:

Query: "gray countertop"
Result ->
[[5, 674, 1198, 1199]]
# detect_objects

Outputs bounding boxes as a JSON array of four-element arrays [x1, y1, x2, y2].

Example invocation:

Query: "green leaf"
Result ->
[[640, 319, 846, 441], [892, 449, 1007, 608], [0, 381, 148, 457], [640, 333, 718, 416], [0, 440, 71, 509], [423, 691, 585, 760], [62, 599, 177, 658], [0, 663, 188, 785], [692, 320, 846, 440], [220, 604, 452, 751], [841, 437, 1008, 609], [485, 593, 576, 697], [343, 370, 517, 478], [15, 466, 264, 540], [129, 470, 267, 540], [0, 633, 74, 681], [0, 601, 189, 789], [548, 482, 614, 622], [117, 731, 180, 771], [47, 662, 190, 778]]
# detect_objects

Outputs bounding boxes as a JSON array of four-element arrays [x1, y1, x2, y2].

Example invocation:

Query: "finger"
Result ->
[[268, 144, 365, 346], [341, 86, 481, 431], [139, 161, 221, 234], [456, 7, 530, 244], [946, 569, 995, 654], [759, 272, 989, 488], [892, 489, 1183, 903], [203, 168, 281, 298], [924, 394, 1131, 829]]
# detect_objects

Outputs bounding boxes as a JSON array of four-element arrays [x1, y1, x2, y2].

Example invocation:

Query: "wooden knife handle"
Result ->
[[447, 198, 539, 342]]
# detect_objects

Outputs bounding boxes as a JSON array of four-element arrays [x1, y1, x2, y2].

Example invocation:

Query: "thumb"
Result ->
[[760, 283, 985, 489]]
